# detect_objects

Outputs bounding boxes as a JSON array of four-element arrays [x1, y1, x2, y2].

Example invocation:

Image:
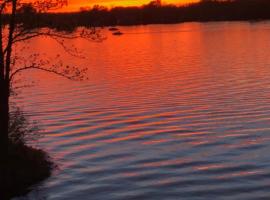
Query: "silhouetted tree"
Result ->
[[146, 0, 162, 8], [0, 0, 102, 157]]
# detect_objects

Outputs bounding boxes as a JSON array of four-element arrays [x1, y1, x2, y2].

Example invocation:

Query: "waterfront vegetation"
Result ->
[[0, 0, 95, 199], [0, 110, 53, 199], [11, 0, 270, 31], [1, 0, 270, 199]]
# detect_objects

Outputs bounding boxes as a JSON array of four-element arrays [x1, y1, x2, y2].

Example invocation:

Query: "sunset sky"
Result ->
[[62, 0, 197, 11]]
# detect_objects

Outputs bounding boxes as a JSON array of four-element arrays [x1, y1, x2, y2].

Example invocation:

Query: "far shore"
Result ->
[[5, 0, 270, 31]]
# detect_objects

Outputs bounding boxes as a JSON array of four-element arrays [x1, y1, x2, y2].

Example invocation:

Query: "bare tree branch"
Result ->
[[10, 63, 87, 81]]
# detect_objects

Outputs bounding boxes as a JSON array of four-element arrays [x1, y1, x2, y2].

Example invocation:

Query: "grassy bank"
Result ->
[[0, 142, 53, 199]]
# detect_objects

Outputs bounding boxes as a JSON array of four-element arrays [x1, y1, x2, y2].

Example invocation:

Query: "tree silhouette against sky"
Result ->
[[0, 0, 102, 158]]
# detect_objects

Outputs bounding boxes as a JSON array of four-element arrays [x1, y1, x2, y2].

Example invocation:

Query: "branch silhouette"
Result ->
[[0, 0, 102, 159]]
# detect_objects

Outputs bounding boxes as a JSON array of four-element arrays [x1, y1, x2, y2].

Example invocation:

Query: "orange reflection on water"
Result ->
[[17, 24, 270, 186], [218, 170, 263, 180], [15, 22, 270, 199]]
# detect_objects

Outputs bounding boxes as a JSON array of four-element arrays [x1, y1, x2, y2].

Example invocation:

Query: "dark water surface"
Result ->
[[14, 22, 270, 200]]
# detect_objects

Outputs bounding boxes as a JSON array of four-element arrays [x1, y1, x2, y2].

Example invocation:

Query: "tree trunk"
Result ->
[[0, 79, 9, 157]]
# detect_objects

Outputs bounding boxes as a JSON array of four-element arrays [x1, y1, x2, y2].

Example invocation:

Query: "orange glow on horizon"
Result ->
[[58, 0, 198, 12]]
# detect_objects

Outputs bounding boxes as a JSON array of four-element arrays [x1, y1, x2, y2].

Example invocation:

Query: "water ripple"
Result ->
[[14, 22, 270, 200]]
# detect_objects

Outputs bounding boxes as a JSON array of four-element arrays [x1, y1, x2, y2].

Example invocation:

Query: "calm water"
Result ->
[[14, 22, 270, 200]]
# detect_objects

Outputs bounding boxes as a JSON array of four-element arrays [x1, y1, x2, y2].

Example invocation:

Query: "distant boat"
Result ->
[[113, 31, 124, 36], [109, 27, 119, 31]]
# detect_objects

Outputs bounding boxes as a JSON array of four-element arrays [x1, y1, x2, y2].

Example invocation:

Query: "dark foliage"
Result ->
[[0, 142, 53, 199], [9, 109, 40, 145], [7, 0, 270, 30], [0, 110, 53, 199]]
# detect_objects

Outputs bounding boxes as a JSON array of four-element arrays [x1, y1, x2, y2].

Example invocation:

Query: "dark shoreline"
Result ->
[[0, 143, 53, 199], [10, 0, 270, 31]]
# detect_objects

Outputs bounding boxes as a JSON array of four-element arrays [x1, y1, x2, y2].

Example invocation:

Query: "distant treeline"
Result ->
[[11, 0, 270, 30]]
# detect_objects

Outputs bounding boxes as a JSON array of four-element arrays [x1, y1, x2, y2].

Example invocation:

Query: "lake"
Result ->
[[14, 22, 270, 200]]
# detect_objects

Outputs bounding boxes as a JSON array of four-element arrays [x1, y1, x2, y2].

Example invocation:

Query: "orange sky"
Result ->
[[62, 0, 197, 12]]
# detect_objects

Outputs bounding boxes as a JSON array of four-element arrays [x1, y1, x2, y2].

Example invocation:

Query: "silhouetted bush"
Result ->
[[9, 109, 40, 145], [0, 110, 53, 199], [0, 142, 53, 199]]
